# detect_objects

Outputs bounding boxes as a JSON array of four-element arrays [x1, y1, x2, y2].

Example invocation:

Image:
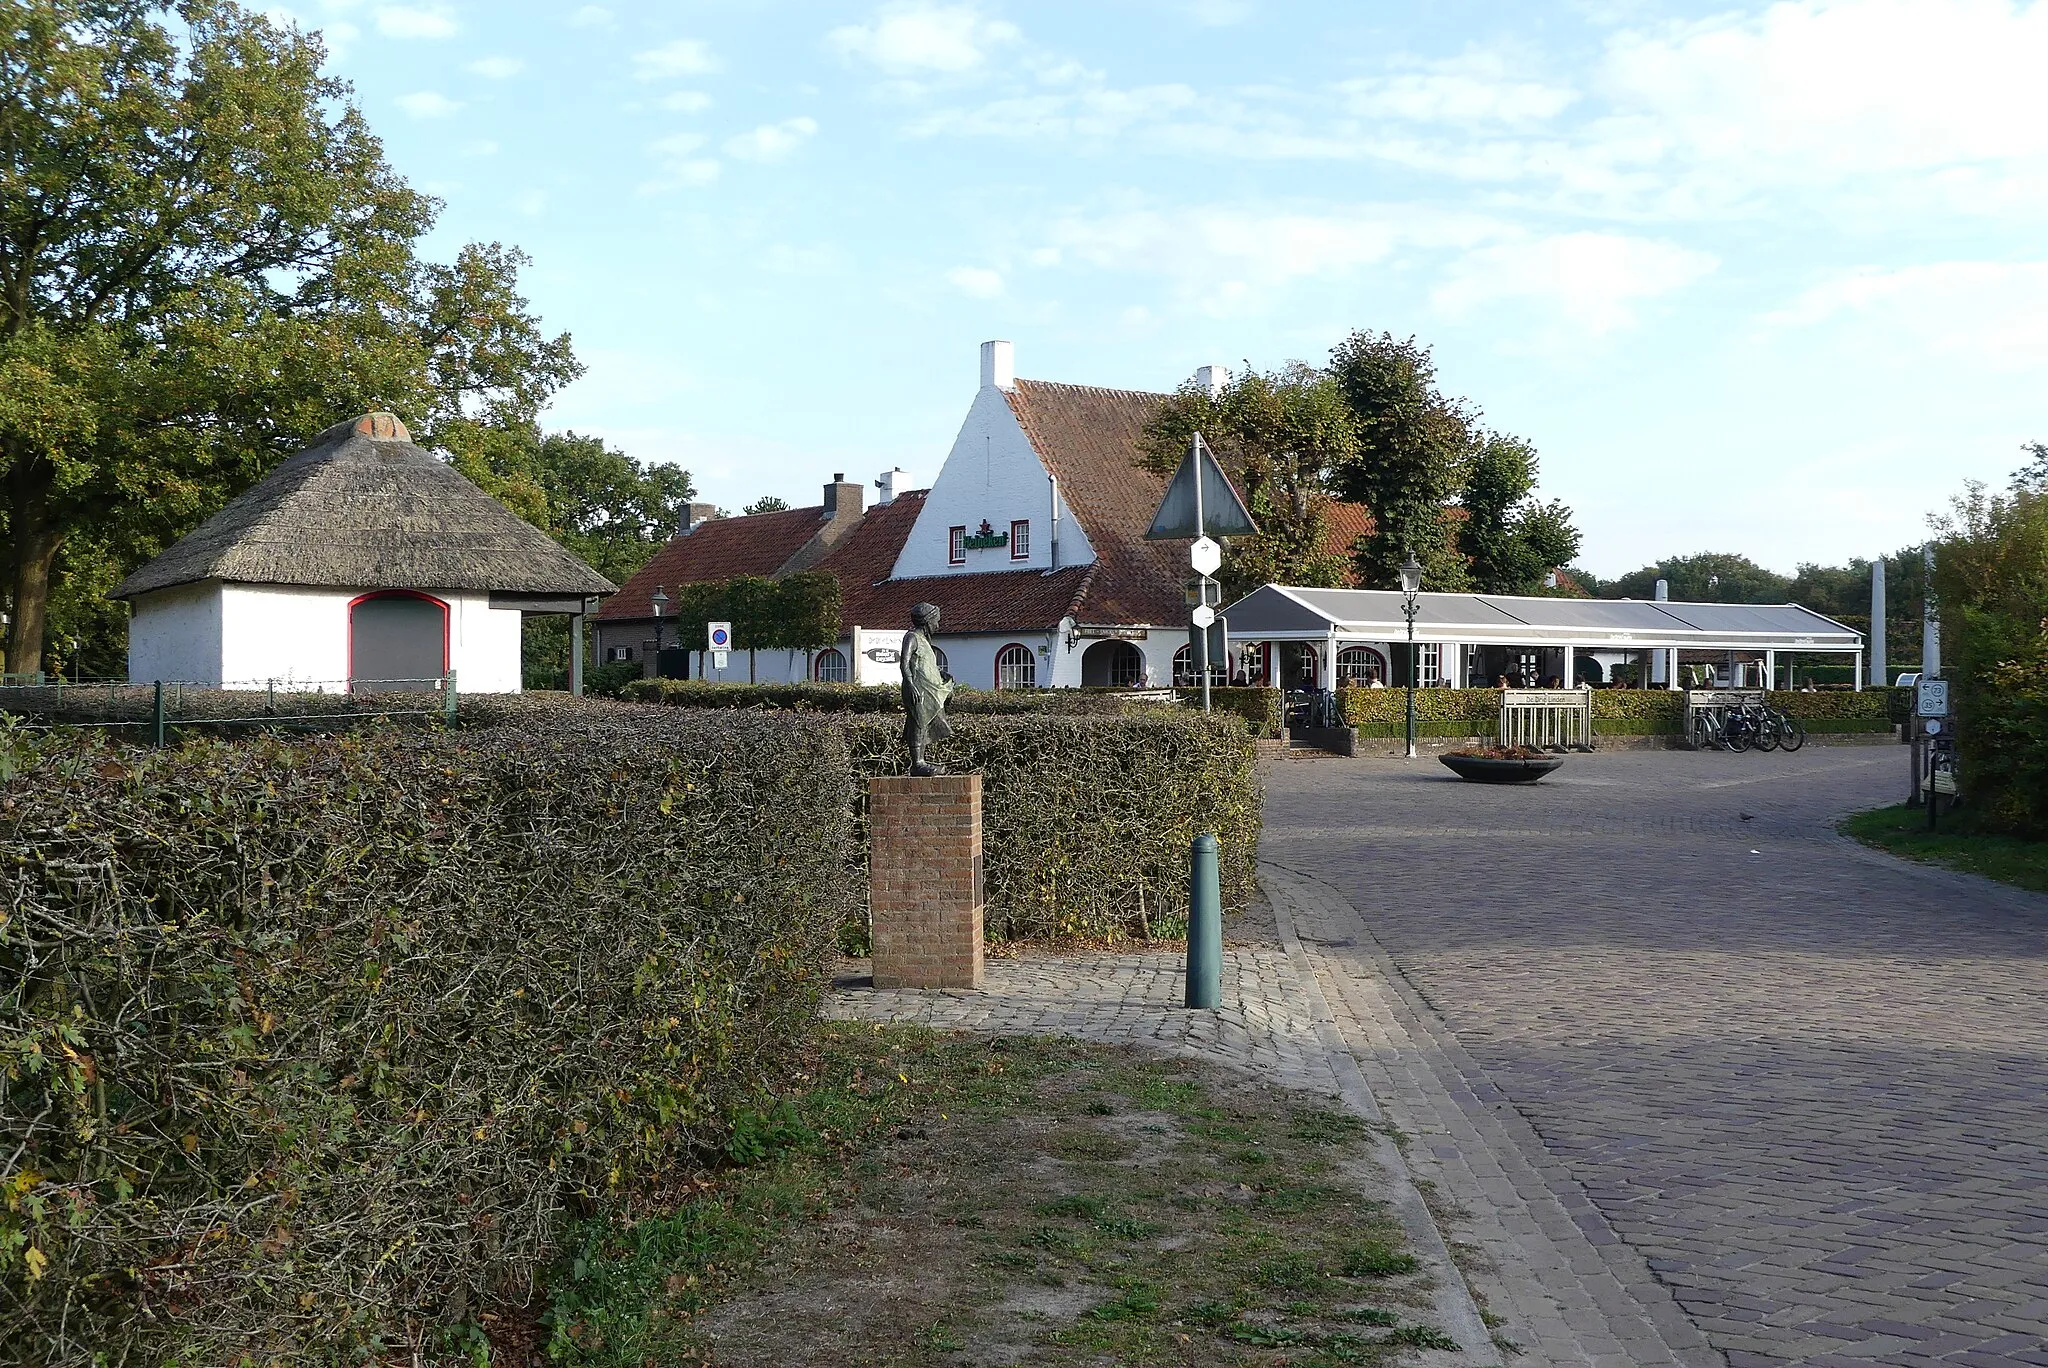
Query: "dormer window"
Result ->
[[1011, 519, 1030, 561], [948, 525, 966, 565]]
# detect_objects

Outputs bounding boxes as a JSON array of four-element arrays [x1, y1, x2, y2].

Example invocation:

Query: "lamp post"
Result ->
[[1399, 550, 1422, 759], [649, 586, 668, 676]]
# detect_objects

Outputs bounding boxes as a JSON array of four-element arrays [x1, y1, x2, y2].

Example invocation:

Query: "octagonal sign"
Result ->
[[1190, 536, 1222, 578]]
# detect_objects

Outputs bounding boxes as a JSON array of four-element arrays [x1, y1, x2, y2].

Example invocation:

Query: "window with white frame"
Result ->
[[814, 648, 849, 683], [1418, 643, 1443, 686], [948, 525, 966, 565], [1010, 519, 1030, 560], [1335, 646, 1387, 687], [606, 644, 635, 662], [995, 643, 1037, 689]]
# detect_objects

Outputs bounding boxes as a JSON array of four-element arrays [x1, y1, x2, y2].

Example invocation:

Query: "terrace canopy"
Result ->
[[1218, 585, 1867, 691]]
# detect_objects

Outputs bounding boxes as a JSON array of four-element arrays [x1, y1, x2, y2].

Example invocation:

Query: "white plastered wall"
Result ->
[[891, 384, 1095, 580], [127, 582, 226, 685], [139, 584, 533, 693]]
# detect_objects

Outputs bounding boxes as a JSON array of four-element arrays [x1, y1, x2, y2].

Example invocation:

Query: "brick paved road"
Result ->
[[1264, 747, 2048, 1367]]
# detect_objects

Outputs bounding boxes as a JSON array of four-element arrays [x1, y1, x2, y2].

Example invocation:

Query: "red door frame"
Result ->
[[347, 589, 451, 688]]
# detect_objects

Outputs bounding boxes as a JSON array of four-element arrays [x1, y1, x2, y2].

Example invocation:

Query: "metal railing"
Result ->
[[0, 673, 458, 744], [1499, 687, 1593, 751]]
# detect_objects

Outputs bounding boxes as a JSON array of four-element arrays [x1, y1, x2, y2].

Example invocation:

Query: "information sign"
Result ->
[[1190, 535, 1222, 577], [708, 621, 733, 651], [1191, 604, 1215, 628], [1917, 679, 1950, 717]]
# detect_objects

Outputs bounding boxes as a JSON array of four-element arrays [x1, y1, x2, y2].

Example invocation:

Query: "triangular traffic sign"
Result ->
[[1145, 434, 1258, 540]]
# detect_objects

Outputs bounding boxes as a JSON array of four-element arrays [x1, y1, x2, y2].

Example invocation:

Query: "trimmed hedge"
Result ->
[[1174, 686, 1283, 739], [1340, 686, 1891, 738], [2, 701, 850, 1367], [620, 678, 1135, 716], [838, 713, 1261, 943]]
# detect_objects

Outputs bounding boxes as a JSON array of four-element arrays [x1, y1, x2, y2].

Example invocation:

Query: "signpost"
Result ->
[[708, 620, 732, 672], [1146, 434, 1256, 715]]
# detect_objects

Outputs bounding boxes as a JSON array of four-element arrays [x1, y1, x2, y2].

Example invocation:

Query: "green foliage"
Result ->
[[1139, 365, 1357, 597], [1932, 482, 2048, 835], [1175, 685, 1284, 739], [620, 678, 1140, 715], [1326, 331, 1475, 591], [838, 713, 1262, 943], [1339, 686, 1889, 739], [1842, 803, 2048, 894], [1458, 432, 1583, 594], [644, 573, 845, 656], [0, 4, 595, 679], [742, 496, 791, 515], [1602, 552, 1791, 604], [0, 699, 849, 1366]]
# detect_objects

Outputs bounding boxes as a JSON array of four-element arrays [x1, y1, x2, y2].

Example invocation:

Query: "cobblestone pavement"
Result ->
[[1264, 747, 2048, 1367]]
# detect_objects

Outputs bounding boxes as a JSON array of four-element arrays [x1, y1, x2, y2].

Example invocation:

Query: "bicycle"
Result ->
[[1768, 707, 1805, 752]]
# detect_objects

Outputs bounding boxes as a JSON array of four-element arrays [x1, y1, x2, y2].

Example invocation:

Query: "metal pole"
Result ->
[[1184, 833, 1221, 1009], [570, 604, 586, 697], [1922, 544, 1940, 678], [1195, 432, 1210, 715], [152, 679, 165, 748], [444, 670, 458, 722], [1404, 604, 1417, 759], [1870, 557, 1886, 687]]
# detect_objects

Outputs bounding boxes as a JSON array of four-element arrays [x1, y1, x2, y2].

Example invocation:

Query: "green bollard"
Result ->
[[1185, 833, 1221, 1009]]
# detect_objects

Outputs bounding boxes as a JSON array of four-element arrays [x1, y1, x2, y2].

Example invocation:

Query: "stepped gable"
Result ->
[[113, 413, 615, 600]]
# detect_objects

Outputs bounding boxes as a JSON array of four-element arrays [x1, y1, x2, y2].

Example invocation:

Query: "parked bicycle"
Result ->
[[1689, 702, 1805, 754]]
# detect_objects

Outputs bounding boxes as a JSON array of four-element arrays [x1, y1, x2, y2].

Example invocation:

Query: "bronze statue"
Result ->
[[901, 601, 953, 776]]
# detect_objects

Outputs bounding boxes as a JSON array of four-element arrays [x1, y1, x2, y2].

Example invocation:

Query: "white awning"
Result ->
[[1219, 585, 1863, 653]]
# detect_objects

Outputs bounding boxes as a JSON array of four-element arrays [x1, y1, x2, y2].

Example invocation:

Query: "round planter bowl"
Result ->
[[1439, 754, 1564, 784]]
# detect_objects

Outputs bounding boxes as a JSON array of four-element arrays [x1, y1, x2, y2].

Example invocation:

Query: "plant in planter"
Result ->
[[1439, 744, 1564, 784]]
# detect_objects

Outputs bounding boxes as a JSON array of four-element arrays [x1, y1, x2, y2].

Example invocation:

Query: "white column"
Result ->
[[1667, 647, 1680, 690], [1854, 649, 1864, 691], [1765, 649, 1776, 691]]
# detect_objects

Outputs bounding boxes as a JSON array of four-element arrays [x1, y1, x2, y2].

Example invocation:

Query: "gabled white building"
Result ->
[[113, 412, 615, 692]]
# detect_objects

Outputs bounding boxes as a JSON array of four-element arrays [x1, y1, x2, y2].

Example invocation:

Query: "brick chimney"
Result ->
[[679, 502, 720, 535], [823, 472, 864, 522]]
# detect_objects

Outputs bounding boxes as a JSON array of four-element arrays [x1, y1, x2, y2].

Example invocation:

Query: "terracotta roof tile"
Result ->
[[597, 506, 826, 619]]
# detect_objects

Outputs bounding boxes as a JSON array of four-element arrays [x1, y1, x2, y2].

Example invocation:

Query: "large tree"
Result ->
[[1458, 431, 1583, 594], [1601, 552, 1791, 604], [1327, 331, 1477, 591], [0, 2, 577, 674], [1138, 363, 1357, 599]]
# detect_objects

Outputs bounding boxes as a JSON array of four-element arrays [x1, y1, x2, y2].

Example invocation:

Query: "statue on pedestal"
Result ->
[[901, 601, 953, 776]]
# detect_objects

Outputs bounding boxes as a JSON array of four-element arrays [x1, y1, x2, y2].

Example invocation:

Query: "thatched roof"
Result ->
[[113, 413, 617, 601]]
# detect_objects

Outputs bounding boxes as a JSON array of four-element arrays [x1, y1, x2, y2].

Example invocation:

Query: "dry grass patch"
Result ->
[[543, 1024, 1454, 1367]]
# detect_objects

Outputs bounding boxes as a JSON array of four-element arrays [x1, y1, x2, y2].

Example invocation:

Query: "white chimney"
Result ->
[[980, 339, 1015, 391], [876, 468, 911, 505], [1655, 578, 1670, 601], [1195, 364, 1228, 398]]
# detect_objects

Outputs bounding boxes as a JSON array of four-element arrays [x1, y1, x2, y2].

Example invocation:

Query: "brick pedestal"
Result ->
[[868, 774, 983, 990]]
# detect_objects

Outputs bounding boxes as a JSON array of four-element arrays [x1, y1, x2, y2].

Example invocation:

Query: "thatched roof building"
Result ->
[[114, 412, 615, 601], [118, 412, 613, 693]]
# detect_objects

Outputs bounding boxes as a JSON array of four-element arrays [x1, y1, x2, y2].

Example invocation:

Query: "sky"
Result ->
[[280, 0, 2048, 578]]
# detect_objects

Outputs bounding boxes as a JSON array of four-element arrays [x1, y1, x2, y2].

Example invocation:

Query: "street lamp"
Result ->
[[1399, 550, 1423, 759], [649, 586, 668, 674]]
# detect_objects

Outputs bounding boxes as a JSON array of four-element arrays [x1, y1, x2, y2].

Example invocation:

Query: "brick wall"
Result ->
[[869, 774, 984, 989]]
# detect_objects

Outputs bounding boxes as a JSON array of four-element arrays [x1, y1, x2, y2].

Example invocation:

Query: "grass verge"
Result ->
[[1841, 804, 2048, 894], [539, 1023, 1454, 1367]]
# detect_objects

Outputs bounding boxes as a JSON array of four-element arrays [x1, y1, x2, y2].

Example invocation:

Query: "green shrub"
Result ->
[[585, 658, 646, 698], [1175, 686, 1283, 739], [1341, 687, 1498, 733], [620, 678, 1135, 716], [838, 713, 1261, 943], [0, 701, 850, 1367], [1340, 685, 1888, 738], [1931, 482, 2048, 835]]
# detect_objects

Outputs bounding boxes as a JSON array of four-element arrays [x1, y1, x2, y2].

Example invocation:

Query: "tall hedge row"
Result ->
[[1339, 686, 1894, 738], [618, 678, 1133, 715], [839, 714, 1260, 942], [1, 704, 851, 1367], [1932, 483, 2048, 835]]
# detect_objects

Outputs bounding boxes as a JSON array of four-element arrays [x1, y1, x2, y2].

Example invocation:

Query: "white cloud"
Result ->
[[465, 55, 524, 79], [724, 117, 818, 162], [634, 39, 719, 80], [828, 2, 1020, 74], [1341, 51, 1577, 127], [374, 5, 457, 39], [1764, 261, 2048, 372], [568, 4, 613, 27], [395, 90, 464, 118], [945, 266, 1005, 298], [658, 91, 713, 113], [645, 133, 721, 189], [1431, 233, 1718, 334], [911, 83, 1200, 140]]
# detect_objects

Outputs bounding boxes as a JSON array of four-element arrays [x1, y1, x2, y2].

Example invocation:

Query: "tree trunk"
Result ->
[[6, 465, 61, 677]]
